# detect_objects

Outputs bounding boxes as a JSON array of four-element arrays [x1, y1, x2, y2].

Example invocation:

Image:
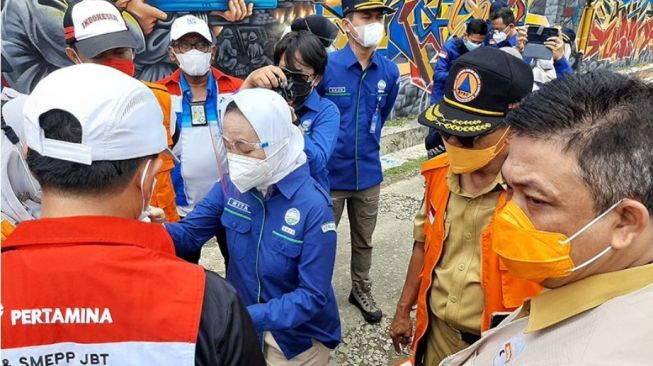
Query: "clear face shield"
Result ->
[[215, 100, 291, 194], [209, 103, 230, 193]]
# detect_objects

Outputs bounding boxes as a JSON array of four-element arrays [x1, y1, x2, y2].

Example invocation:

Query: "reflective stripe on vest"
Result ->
[[142, 81, 179, 222], [1, 217, 205, 365]]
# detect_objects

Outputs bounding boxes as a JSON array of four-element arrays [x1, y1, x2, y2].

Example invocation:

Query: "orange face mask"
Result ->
[[494, 200, 622, 283], [443, 127, 510, 174]]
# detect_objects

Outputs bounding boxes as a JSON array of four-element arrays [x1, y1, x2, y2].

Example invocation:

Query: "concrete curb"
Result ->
[[380, 119, 427, 155]]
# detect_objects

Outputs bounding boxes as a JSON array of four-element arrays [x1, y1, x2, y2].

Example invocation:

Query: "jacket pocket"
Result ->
[[266, 232, 303, 273], [221, 213, 252, 260]]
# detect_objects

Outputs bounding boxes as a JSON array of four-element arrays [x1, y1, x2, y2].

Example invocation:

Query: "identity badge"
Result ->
[[190, 102, 207, 126]]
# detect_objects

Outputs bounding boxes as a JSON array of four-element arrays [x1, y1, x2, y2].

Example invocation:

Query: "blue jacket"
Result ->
[[317, 44, 400, 191], [297, 89, 340, 191], [166, 164, 341, 359], [553, 57, 573, 77], [431, 37, 468, 104]]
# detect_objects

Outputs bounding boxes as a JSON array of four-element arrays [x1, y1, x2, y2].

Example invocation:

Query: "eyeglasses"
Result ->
[[281, 67, 316, 84], [173, 40, 212, 53], [222, 135, 274, 155], [439, 130, 491, 148]]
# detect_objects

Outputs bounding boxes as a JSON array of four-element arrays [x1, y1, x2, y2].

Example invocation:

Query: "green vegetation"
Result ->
[[384, 156, 427, 179], [384, 116, 415, 128]]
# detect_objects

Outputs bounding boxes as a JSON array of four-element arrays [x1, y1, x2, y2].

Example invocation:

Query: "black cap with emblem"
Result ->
[[342, 0, 396, 15], [418, 47, 533, 137]]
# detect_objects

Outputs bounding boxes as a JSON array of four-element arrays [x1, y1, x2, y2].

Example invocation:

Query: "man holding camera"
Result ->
[[316, 0, 400, 323]]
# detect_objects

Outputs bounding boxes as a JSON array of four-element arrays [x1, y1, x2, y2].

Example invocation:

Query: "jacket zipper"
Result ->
[[252, 194, 265, 304]]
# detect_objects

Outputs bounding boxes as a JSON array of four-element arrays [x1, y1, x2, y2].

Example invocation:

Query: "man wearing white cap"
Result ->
[[1, 64, 264, 365], [63, 0, 181, 223], [158, 14, 243, 263]]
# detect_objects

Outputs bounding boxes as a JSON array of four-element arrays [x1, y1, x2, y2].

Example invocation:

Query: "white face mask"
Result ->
[[464, 38, 481, 52], [175, 49, 212, 76], [350, 21, 384, 49], [564, 44, 572, 60], [493, 30, 508, 44], [227, 153, 274, 194], [138, 160, 157, 221]]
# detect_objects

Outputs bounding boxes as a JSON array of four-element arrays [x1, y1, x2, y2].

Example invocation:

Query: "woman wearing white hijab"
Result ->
[[166, 88, 341, 365]]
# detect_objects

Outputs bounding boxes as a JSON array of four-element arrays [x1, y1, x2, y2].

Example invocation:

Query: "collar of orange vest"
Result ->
[[1, 216, 175, 255]]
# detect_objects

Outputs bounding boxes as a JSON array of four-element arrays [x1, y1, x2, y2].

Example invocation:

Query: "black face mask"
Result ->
[[275, 67, 314, 106]]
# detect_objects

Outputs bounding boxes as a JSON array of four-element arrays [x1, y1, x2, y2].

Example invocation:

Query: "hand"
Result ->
[[212, 0, 253, 22], [114, 0, 132, 11], [515, 26, 528, 54], [390, 311, 414, 353], [242, 65, 287, 89], [289, 106, 302, 129], [545, 33, 565, 61], [147, 207, 166, 224], [126, 0, 167, 36]]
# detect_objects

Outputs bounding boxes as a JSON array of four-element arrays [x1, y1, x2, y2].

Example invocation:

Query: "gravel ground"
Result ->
[[200, 175, 426, 365]]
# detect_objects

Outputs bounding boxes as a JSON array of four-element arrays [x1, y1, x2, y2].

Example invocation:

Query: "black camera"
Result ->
[[273, 81, 296, 102]]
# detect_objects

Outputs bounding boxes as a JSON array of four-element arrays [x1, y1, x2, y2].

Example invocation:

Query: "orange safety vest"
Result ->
[[143, 81, 180, 222], [1, 219, 15, 243], [1, 216, 204, 363], [412, 154, 542, 360]]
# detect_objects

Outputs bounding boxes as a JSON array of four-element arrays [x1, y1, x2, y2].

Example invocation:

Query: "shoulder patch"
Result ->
[[438, 49, 448, 59], [321, 221, 337, 233]]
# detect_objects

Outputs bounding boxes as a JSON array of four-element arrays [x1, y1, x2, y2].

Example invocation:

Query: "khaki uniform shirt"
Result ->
[[417, 172, 503, 363], [439, 263, 653, 366]]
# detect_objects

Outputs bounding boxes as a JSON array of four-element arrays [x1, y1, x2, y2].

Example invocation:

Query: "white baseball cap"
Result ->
[[170, 15, 213, 43], [63, 0, 139, 58], [23, 64, 171, 165]]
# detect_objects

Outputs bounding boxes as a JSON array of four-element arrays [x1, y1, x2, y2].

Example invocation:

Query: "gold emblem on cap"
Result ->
[[423, 105, 492, 133], [453, 69, 481, 104]]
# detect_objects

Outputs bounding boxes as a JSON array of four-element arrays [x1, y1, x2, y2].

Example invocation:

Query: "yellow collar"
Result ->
[[526, 263, 653, 333], [447, 171, 505, 198]]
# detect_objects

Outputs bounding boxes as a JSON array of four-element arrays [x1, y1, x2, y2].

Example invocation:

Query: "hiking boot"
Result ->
[[349, 281, 383, 323]]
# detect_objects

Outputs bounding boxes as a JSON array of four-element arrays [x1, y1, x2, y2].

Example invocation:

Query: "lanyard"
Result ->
[[179, 72, 220, 128]]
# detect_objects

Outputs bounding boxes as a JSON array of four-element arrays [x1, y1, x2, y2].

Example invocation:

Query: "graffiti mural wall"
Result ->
[[566, 0, 653, 72], [1, 0, 652, 115]]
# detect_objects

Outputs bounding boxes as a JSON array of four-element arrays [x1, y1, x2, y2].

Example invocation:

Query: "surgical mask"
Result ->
[[464, 39, 482, 52], [493, 30, 508, 44], [100, 58, 135, 77], [443, 128, 510, 174], [175, 49, 212, 76], [227, 153, 274, 194], [494, 199, 623, 283], [227, 140, 288, 193], [564, 44, 572, 60], [138, 159, 157, 221], [350, 21, 384, 49], [536, 58, 554, 70]]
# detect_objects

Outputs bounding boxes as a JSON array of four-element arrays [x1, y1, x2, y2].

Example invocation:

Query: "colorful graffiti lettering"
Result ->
[[2, 0, 651, 113], [384, 0, 530, 90], [583, 0, 653, 62]]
